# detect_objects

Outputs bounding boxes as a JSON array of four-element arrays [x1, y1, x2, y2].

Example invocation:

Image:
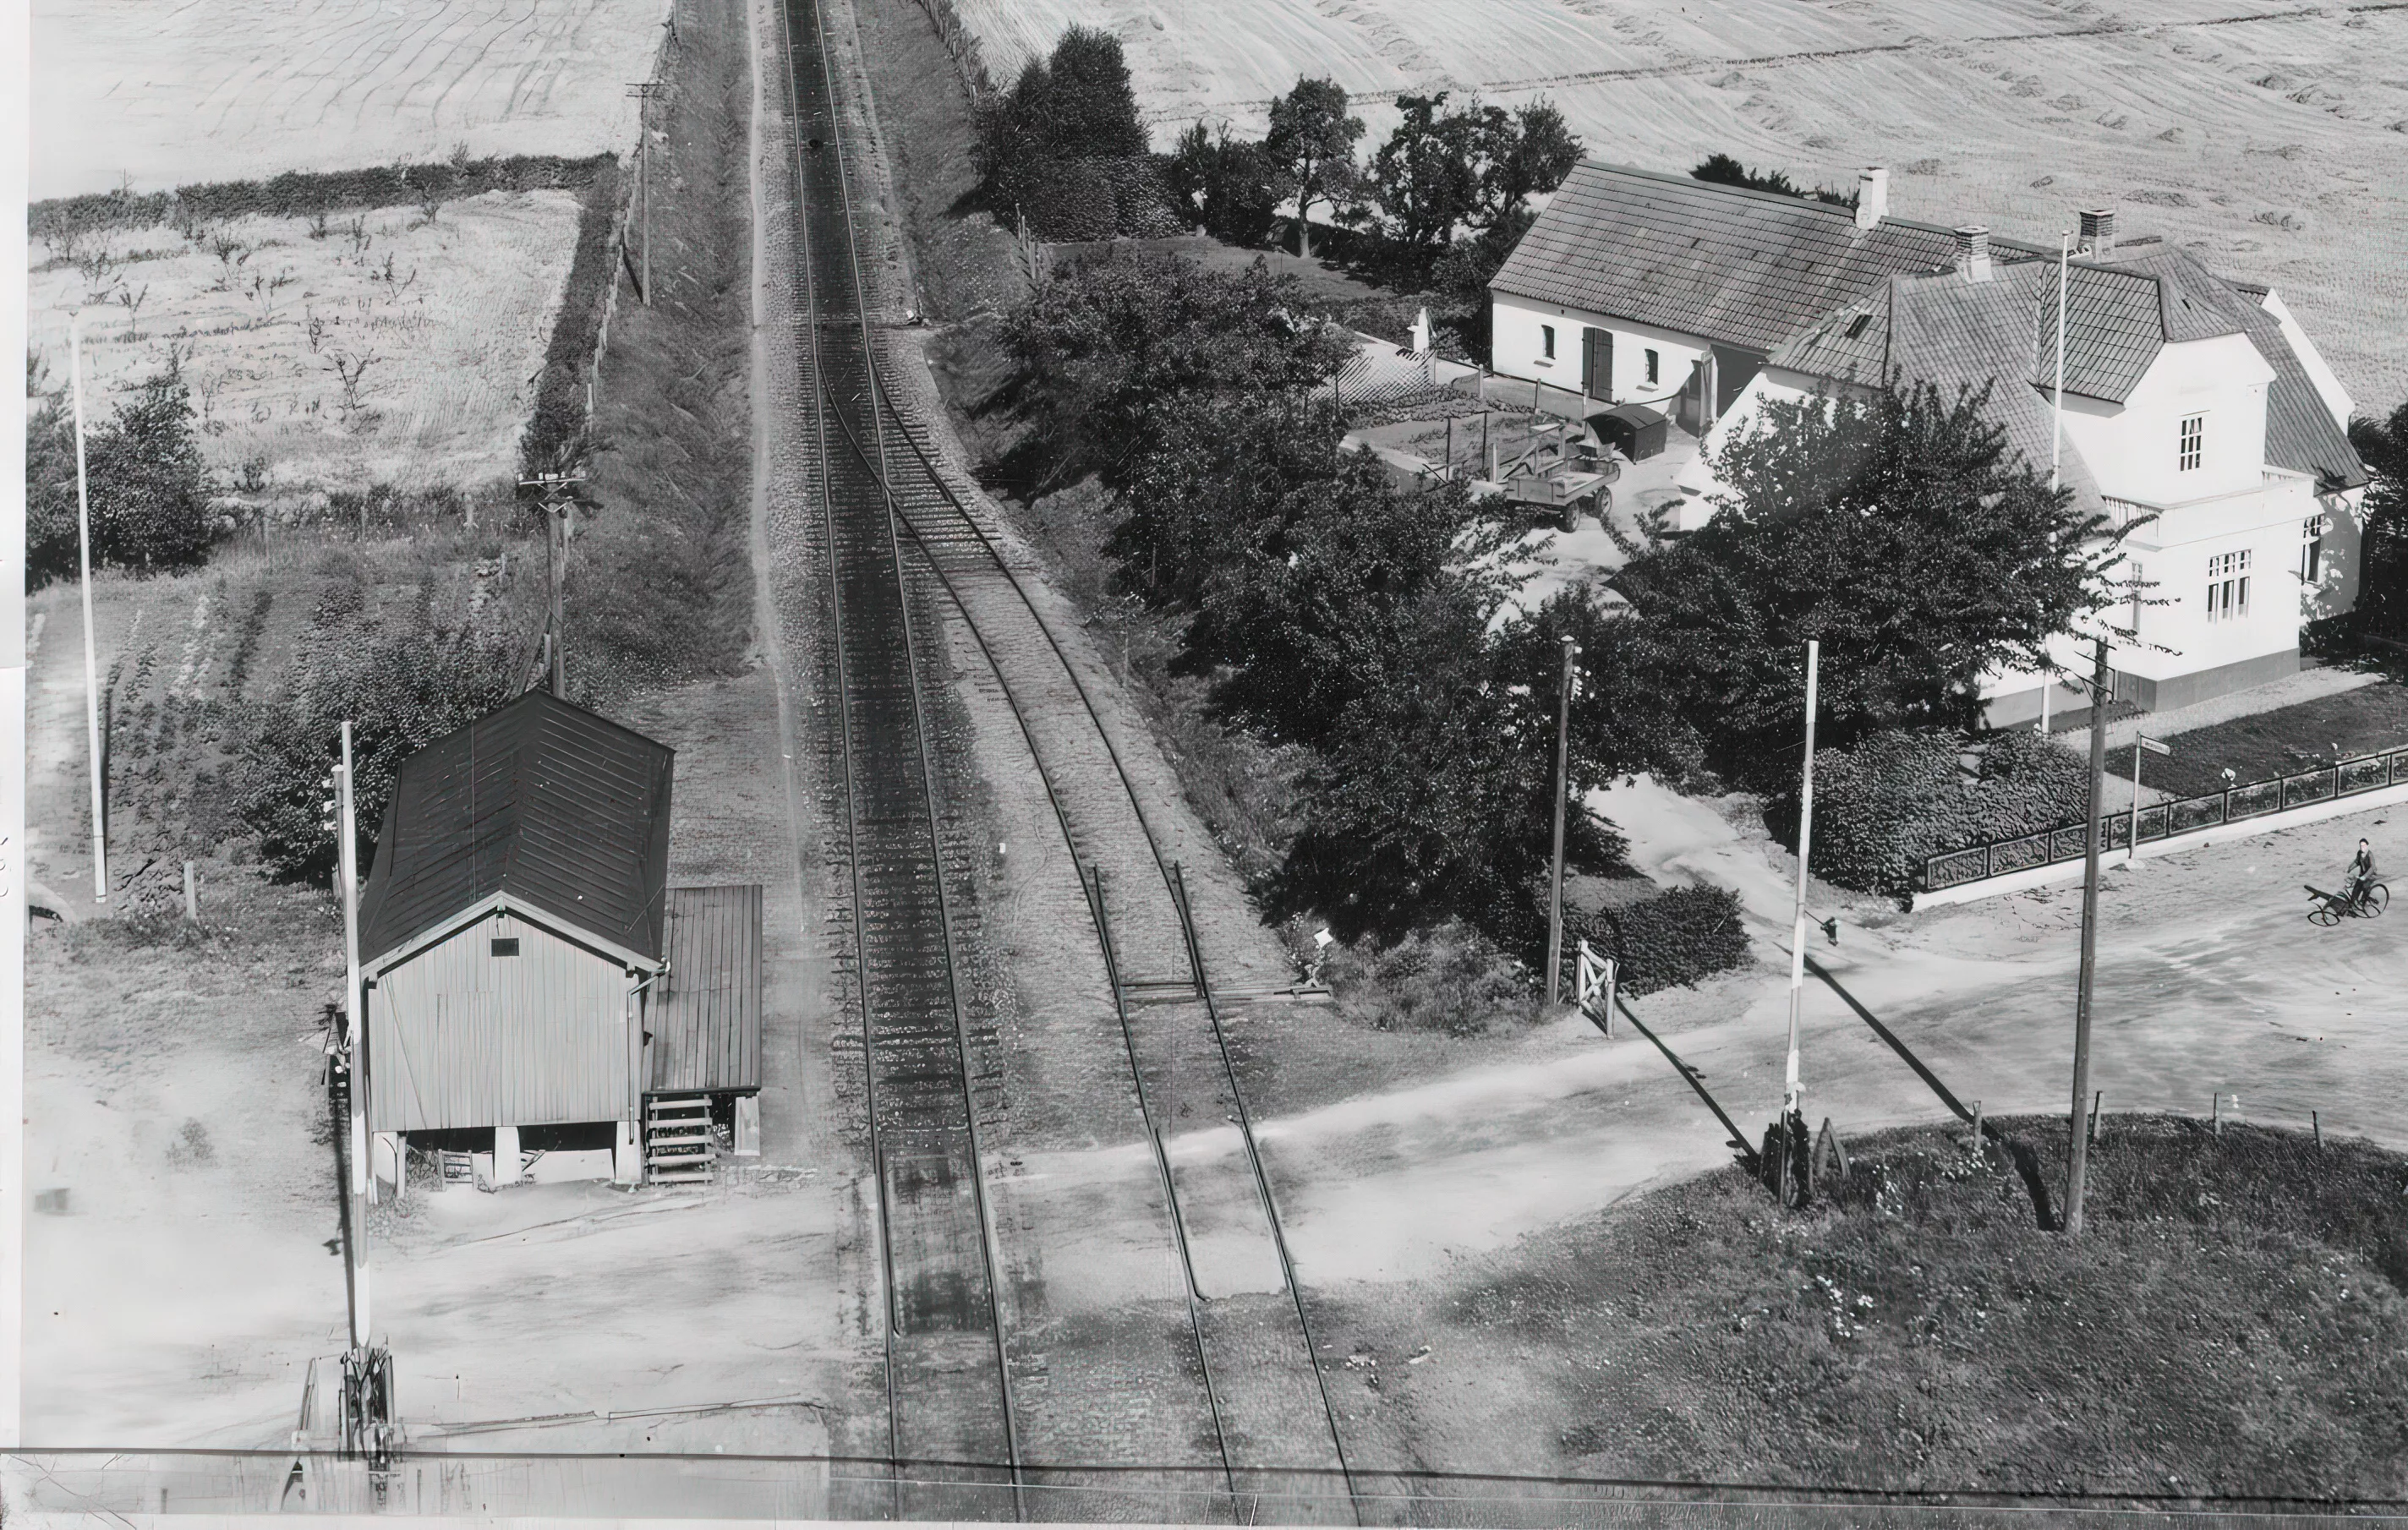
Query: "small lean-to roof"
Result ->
[[1489, 160, 2045, 355], [359, 690, 675, 967], [651, 884, 764, 1094]]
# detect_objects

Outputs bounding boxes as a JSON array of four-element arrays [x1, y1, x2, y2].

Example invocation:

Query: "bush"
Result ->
[[974, 27, 1175, 240], [28, 155, 614, 253], [26, 364, 216, 582], [1567, 882, 1752, 997], [1799, 728, 2092, 897], [1322, 919, 1536, 1036]]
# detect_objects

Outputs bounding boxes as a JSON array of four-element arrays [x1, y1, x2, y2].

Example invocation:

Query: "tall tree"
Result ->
[[1481, 101, 1582, 227], [1264, 77, 1362, 260], [1369, 93, 1491, 253], [1607, 379, 2122, 790], [2345, 402, 2408, 643], [1000, 250, 1353, 487], [1164, 121, 1286, 246]]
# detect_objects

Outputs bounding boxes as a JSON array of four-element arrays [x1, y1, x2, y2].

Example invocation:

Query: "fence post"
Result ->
[[2312, 1109, 2323, 1149]]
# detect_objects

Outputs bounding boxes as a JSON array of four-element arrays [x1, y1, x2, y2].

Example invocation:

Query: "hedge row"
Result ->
[[1796, 729, 2092, 898], [1017, 156, 1187, 243], [30, 154, 616, 237], [1566, 882, 1753, 998], [518, 156, 627, 484]]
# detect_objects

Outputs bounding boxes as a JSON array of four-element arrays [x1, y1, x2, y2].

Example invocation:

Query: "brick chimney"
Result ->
[[2078, 206, 2116, 259], [1954, 225, 1993, 282], [1855, 167, 1889, 230]]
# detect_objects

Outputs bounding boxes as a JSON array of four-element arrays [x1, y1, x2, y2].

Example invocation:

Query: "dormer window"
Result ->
[[2178, 413, 2205, 473]]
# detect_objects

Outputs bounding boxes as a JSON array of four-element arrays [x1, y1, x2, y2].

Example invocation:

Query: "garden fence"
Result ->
[[1920, 740, 2408, 894]]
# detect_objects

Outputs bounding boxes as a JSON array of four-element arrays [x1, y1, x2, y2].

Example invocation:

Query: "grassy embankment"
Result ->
[[1321, 1115, 2408, 1505]]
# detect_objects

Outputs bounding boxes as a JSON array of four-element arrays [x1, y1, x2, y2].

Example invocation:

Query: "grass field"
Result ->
[[31, 0, 670, 199], [28, 189, 583, 495], [950, 0, 2408, 409], [1317, 1115, 2408, 1501]]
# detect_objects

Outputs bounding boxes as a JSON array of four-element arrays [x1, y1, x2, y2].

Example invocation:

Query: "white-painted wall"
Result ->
[[2057, 334, 2273, 507], [1491, 291, 1710, 407]]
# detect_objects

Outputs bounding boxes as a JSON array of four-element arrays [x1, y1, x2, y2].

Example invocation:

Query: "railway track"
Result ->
[[776, 0, 1360, 1519]]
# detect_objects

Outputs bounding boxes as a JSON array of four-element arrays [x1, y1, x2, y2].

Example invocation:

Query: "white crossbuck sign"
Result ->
[[1576, 938, 1617, 1036]]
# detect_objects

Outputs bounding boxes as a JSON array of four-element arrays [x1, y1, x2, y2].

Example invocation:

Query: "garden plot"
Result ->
[[952, 0, 2408, 406], [27, 190, 583, 495], [30, 0, 667, 198]]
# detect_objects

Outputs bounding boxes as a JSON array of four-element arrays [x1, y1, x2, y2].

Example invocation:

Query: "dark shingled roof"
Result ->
[[359, 691, 675, 966], [1488, 160, 2044, 355], [1770, 266, 2106, 516], [1771, 249, 2366, 494]]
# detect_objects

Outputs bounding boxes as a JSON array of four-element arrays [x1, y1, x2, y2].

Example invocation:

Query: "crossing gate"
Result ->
[[1576, 939, 1617, 1036]]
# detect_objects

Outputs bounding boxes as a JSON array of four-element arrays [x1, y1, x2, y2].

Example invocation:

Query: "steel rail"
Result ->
[[861, 354, 1364, 1521], [1169, 863, 1361, 1524], [779, 0, 1020, 1512], [821, 390, 1243, 1510], [768, 0, 901, 1507], [800, 0, 1026, 1510]]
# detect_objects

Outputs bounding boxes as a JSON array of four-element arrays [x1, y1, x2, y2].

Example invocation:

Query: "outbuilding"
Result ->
[[357, 690, 762, 1189]]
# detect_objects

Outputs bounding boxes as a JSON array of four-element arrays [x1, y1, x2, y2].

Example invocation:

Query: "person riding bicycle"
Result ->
[[2346, 838, 2378, 912]]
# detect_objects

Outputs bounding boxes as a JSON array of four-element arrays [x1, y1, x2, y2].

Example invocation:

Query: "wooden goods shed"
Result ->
[[356, 691, 762, 1185]]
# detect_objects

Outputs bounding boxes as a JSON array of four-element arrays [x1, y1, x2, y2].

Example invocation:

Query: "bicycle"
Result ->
[[2309, 877, 2389, 926]]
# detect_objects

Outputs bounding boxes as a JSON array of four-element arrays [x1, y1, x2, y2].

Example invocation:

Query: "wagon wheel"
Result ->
[[2365, 882, 2389, 918]]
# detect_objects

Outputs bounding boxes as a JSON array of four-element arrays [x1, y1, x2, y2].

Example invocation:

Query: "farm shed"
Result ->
[[356, 691, 762, 1187]]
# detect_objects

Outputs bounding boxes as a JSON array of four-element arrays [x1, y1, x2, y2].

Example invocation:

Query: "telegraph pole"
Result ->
[[1777, 640, 1820, 1205], [518, 470, 584, 698], [335, 722, 369, 1345], [1545, 636, 1580, 1006], [627, 81, 665, 306], [1783, 640, 1820, 1120], [69, 313, 106, 904], [2066, 633, 2110, 1236]]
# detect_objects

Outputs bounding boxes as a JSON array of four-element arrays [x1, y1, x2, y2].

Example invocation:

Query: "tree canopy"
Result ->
[[1263, 77, 1363, 259], [26, 363, 216, 584], [2343, 402, 2408, 647], [999, 251, 1354, 487], [1606, 379, 2121, 790]]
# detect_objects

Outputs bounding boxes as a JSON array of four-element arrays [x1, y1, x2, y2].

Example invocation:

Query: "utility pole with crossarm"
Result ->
[[517, 469, 585, 698]]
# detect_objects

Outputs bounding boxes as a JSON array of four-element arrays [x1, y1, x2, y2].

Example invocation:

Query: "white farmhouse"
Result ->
[[1487, 161, 2040, 434], [1701, 216, 2366, 720], [1489, 161, 2368, 723]]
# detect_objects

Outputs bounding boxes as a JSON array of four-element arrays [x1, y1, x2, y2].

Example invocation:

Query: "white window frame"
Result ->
[[2178, 413, 2205, 473], [1541, 324, 1557, 361], [2301, 514, 2327, 582], [1645, 348, 1660, 385], [2206, 549, 2252, 622]]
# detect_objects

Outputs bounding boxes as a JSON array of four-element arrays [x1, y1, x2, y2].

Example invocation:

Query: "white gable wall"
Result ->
[[1491, 291, 1712, 408], [2059, 334, 2273, 508]]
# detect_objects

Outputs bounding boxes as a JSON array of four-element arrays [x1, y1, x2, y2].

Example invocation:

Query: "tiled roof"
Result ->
[[1769, 266, 2106, 514], [2030, 261, 2166, 403], [1489, 160, 2044, 355], [1770, 249, 2366, 495], [359, 690, 676, 965], [2119, 249, 2365, 489]]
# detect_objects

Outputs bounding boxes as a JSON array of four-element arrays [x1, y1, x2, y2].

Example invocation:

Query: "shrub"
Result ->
[[1322, 919, 1536, 1036], [1800, 727, 2092, 897], [25, 364, 217, 582], [1567, 882, 1753, 997], [974, 27, 1175, 240]]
